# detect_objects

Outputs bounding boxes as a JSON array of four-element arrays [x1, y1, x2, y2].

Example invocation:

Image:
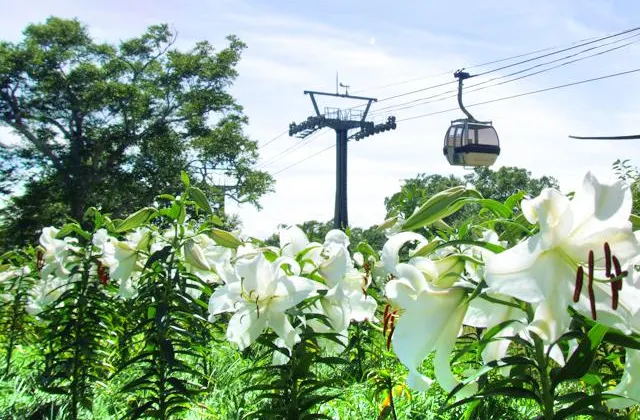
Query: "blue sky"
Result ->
[[2, 1, 640, 238]]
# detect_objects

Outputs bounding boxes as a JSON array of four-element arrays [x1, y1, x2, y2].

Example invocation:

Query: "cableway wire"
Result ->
[[396, 67, 640, 122], [272, 68, 640, 175], [261, 28, 639, 154], [271, 143, 336, 175], [359, 25, 640, 106], [370, 34, 640, 116], [258, 130, 327, 169], [352, 34, 603, 94], [267, 31, 640, 174], [259, 130, 288, 150]]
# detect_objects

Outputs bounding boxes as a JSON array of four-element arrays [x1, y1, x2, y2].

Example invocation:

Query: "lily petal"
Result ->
[[279, 225, 310, 257], [390, 286, 466, 389], [227, 305, 267, 350], [268, 310, 300, 350], [433, 303, 477, 397], [382, 232, 428, 276], [606, 349, 640, 409], [484, 235, 550, 303]]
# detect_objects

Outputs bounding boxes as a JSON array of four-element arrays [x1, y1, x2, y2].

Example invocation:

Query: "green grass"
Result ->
[[0, 329, 632, 419]]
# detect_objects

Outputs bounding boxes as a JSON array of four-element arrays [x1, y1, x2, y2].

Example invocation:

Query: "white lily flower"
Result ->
[[386, 263, 476, 396], [278, 227, 352, 288], [465, 295, 528, 366], [606, 348, 640, 409], [39, 227, 78, 279], [464, 229, 506, 281], [279, 225, 310, 257], [381, 232, 428, 276], [485, 172, 640, 343], [208, 253, 318, 350], [96, 228, 151, 298], [26, 274, 70, 315], [183, 233, 231, 285], [307, 267, 377, 337]]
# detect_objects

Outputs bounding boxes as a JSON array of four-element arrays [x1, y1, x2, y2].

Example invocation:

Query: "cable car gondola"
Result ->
[[443, 71, 500, 167]]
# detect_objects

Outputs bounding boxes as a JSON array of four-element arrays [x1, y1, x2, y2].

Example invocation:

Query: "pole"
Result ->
[[289, 90, 394, 231], [334, 129, 348, 229]]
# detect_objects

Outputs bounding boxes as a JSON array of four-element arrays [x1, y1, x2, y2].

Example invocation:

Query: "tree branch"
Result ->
[[0, 89, 67, 176]]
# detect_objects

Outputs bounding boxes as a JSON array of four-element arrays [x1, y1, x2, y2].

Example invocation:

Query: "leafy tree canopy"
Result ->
[[0, 17, 273, 249], [385, 166, 559, 226]]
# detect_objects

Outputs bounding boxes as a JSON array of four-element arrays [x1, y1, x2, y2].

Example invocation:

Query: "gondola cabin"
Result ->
[[443, 119, 500, 167]]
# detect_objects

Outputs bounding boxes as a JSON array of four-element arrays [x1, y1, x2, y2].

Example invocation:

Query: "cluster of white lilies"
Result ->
[[25, 171, 640, 409]]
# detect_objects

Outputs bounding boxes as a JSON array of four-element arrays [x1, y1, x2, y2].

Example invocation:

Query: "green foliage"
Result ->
[[37, 226, 115, 420], [2, 163, 640, 420], [0, 250, 37, 377], [445, 321, 628, 419], [114, 197, 213, 419], [385, 166, 558, 231], [264, 220, 387, 254], [243, 328, 346, 420], [613, 158, 640, 214], [0, 17, 273, 249], [401, 185, 483, 231]]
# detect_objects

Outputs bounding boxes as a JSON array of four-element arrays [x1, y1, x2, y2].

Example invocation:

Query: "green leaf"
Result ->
[[434, 239, 505, 254], [446, 386, 541, 410], [630, 214, 640, 231], [187, 186, 212, 214], [355, 242, 377, 259], [410, 238, 443, 257], [603, 330, 640, 350], [147, 306, 156, 320], [475, 199, 512, 218], [115, 207, 157, 233], [377, 216, 399, 231], [143, 245, 172, 270], [504, 190, 526, 212], [554, 393, 619, 419], [180, 171, 190, 188], [402, 186, 483, 231], [55, 223, 91, 241], [209, 214, 224, 226], [551, 324, 608, 390], [458, 355, 538, 386], [156, 194, 175, 201], [209, 228, 243, 248]]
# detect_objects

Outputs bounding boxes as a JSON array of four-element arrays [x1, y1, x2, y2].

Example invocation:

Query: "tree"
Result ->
[[613, 158, 640, 215], [0, 17, 273, 248], [385, 167, 559, 227], [384, 173, 462, 220], [463, 166, 558, 204]]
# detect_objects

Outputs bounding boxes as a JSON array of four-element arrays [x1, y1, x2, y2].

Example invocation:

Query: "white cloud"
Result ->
[[2, 0, 639, 240]]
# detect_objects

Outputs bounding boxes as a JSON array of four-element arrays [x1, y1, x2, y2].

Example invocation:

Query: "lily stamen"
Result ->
[[588, 250, 597, 320], [36, 250, 44, 271], [615, 277, 624, 291], [97, 263, 109, 285], [383, 304, 391, 335], [612, 255, 622, 277], [611, 276, 620, 310], [573, 266, 584, 303], [604, 242, 612, 277], [387, 323, 396, 350]]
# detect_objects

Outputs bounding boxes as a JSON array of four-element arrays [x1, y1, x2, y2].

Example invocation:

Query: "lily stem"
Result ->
[[533, 334, 555, 419]]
